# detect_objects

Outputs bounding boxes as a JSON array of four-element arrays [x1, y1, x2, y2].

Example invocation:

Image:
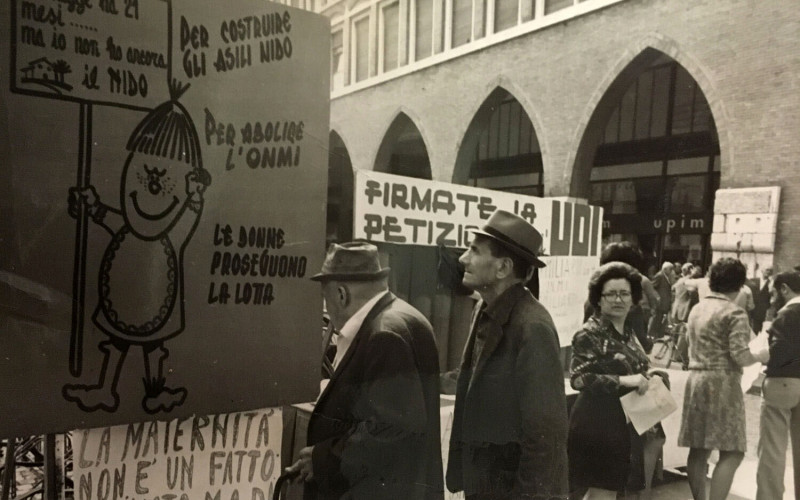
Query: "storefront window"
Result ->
[[667, 175, 706, 212], [663, 234, 704, 266], [589, 178, 664, 215]]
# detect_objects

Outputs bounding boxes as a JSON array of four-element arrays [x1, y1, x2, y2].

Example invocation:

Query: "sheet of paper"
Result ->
[[620, 376, 678, 435], [741, 363, 763, 392]]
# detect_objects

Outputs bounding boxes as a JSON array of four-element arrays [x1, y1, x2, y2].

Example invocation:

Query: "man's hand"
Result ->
[[285, 445, 314, 483]]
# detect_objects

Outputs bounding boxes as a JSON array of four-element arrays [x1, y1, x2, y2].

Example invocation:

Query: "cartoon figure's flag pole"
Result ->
[[69, 104, 92, 377], [68, 0, 174, 378]]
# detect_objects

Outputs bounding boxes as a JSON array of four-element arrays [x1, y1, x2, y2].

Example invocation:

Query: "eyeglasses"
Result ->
[[601, 291, 632, 301]]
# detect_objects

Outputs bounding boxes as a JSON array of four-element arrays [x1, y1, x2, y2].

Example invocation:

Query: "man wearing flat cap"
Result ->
[[286, 242, 444, 500], [446, 210, 569, 500]]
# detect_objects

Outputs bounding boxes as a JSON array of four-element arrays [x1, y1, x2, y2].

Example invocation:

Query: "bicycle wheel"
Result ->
[[652, 339, 669, 361], [664, 341, 674, 369]]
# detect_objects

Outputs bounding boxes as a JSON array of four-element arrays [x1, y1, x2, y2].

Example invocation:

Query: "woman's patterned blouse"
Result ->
[[570, 314, 651, 395]]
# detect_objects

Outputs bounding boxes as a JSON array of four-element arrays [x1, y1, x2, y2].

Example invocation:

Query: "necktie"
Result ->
[[321, 319, 337, 378]]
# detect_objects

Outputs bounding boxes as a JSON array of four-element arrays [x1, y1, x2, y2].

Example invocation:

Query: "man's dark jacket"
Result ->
[[766, 301, 800, 378], [446, 284, 569, 499], [752, 279, 772, 334], [305, 292, 444, 500]]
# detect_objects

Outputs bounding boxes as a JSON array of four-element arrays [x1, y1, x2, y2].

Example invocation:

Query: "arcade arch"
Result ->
[[373, 112, 432, 179], [453, 88, 543, 196], [574, 49, 720, 270], [326, 130, 354, 244]]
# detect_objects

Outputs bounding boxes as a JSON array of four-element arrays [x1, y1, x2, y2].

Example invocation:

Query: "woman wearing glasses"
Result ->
[[569, 262, 668, 500], [678, 257, 768, 500]]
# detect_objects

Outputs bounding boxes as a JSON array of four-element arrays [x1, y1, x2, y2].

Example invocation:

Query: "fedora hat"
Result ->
[[471, 209, 547, 268], [310, 242, 391, 281]]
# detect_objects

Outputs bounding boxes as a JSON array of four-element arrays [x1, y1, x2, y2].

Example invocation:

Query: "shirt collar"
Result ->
[[480, 282, 528, 325], [338, 290, 388, 342], [592, 313, 630, 341], [706, 291, 732, 301], [780, 295, 800, 312]]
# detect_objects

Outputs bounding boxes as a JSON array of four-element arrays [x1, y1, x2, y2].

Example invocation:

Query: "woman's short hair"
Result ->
[[588, 261, 643, 310], [600, 242, 646, 274], [708, 257, 747, 293]]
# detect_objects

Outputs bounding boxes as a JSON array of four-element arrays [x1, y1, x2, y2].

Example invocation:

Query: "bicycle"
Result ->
[[652, 321, 688, 369]]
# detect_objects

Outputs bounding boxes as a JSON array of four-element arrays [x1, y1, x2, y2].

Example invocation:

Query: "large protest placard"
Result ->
[[1, 0, 330, 437], [71, 408, 282, 500], [353, 170, 604, 346]]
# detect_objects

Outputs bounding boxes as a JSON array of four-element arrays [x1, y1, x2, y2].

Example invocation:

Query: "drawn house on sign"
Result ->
[[20, 57, 72, 92], [21, 57, 56, 80]]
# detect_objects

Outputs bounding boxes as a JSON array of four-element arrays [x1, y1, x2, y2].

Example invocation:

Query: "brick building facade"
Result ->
[[303, 0, 799, 272]]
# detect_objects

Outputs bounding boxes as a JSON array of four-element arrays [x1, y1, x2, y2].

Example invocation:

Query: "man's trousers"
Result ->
[[757, 377, 800, 500]]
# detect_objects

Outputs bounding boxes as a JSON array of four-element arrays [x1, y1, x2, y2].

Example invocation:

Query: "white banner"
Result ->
[[353, 170, 603, 257], [72, 407, 282, 500], [354, 170, 604, 345]]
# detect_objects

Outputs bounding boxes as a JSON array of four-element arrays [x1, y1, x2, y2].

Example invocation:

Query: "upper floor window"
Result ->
[[352, 15, 370, 82], [495, 0, 518, 33], [452, 0, 472, 48], [415, 0, 434, 60], [544, 0, 572, 14], [331, 30, 344, 90], [381, 1, 400, 71]]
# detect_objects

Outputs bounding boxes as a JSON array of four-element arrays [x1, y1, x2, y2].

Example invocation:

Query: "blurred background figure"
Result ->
[[569, 262, 669, 500], [734, 281, 755, 331], [649, 262, 676, 339], [678, 258, 769, 500], [752, 266, 774, 334]]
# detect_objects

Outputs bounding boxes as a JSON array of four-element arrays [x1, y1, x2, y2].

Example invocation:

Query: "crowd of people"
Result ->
[[283, 208, 798, 500]]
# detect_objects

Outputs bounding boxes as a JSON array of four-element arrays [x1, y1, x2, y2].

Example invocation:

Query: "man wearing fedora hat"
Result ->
[[286, 242, 444, 500], [446, 210, 569, 500]]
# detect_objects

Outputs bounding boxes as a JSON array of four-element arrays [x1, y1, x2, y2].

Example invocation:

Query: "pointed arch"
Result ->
[[569, 36, 724, 268], [568, 33, 731, 196], [374, 110, 433, 179], [453, 84, 544, 196], [327, 129, 355, 244]]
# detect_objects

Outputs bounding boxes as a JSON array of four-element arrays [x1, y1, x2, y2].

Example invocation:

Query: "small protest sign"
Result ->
[[71, 408, 282, 500]]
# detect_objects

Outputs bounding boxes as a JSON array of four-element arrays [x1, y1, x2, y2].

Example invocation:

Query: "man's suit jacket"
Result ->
[[752, 279, 771, 333], [446, 283, 569, 500], [306, 292, 444, 500]]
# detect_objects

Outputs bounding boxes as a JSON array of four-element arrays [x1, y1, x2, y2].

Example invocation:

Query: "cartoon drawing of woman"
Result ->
[[63, 82, 211, 413]]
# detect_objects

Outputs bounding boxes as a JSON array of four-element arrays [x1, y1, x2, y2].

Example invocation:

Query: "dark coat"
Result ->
[[446, 284, 569, 500], [751, 279, 771, 334], [305, 292, 444, 500]]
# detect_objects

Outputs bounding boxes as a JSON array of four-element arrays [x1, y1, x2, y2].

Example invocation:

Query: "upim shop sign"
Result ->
[[354, 171, 604, 346]]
